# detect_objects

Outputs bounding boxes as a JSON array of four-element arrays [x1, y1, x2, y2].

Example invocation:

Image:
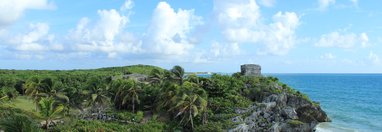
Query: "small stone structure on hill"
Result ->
[[241, 64, 261, 76], [111, 73, 148, 82], [122, 73, 148, 82]]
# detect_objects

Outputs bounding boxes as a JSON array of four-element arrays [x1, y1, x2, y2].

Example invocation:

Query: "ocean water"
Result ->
[[271, 74, 382, 132]]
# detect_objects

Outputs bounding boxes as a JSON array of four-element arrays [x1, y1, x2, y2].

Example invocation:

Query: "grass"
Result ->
[[11, 96, 36, 111]]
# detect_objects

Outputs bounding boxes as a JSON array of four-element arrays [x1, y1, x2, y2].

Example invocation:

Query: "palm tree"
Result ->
[[24, 77, 43, 100], [186, 74, 208, 87], [112, 79, 143, 113], [24, 77, 69, 110], [126, 79, 142, 113], [149, 69, 165, 85], [169, 82, 208, 131], [64, 86, 84, 112], [157, 83, 181, 111], [24, 77, 46, 110], [1, 87, 16, 102], [38, 97, 64, 131], [171, 65, 185, 85], [84, 78, 111, 111], [0, 113, 40, 132]]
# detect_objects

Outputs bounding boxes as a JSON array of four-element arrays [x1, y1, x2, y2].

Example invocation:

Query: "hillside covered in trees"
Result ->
[[0, 65, 329, 131]]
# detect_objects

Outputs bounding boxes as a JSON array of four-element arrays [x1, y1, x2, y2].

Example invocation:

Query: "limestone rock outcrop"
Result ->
[[229, 84, 330, 132]]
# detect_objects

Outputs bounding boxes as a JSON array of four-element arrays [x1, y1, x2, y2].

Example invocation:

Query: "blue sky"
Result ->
[[0, 0, 382, 73]]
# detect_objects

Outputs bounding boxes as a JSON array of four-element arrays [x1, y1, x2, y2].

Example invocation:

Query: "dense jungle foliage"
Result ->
[[0, 65, 309, 131]]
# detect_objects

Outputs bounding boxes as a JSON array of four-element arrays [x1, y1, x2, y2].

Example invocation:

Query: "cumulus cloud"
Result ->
[[192, 52, 211, 64], [0, 0, 54, 26], [211, 42, 241, 57], [68, 0, 141, 58], [143, 2, 202, 56], [369, 51, 381, 65], [214, 0, 300, 55], [315, 31, 369, 48], [9, 23, 62, 52], [318, 0, 335, 10]]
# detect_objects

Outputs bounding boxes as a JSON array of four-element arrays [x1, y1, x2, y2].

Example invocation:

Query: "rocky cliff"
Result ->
[[229, 83, 330, 132]]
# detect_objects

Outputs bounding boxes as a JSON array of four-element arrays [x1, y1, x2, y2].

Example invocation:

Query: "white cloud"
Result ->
[[15, 54, 44, 60], [143, 2, 202, 56], [318, 0, 360, 10], [211, 42, 241, 57], [9, 23, 62, 52], [318, 0, 335, 10], [69, 0, 141, 58], [360, 33, 369, 48], [315, 31, 368, 49], [350, 0, 358, 6], [193, 52, 210, 64], [0, 29, 7, 38], [120, 0, 133, 13], [259, 0, 276, 7], [214, 0, 300, 55], [0, 0, 54, 26], [320, 53, 336, 60], [369, 51, 381, 65]]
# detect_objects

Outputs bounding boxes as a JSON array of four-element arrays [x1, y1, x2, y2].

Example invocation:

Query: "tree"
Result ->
[[38, 97, 64, 131], [171, 65, 185, 85], [0, 113, 40, 132], [24, 77, 69, 110], [24, 77, 44, 101], [84, 77, 112, 111], [169, 82, 208, 131], [157, 83, 181, 112], [114, 79, 142, 113], [148, 69, 166, 85], [128, 80, 143, 113], [0, 87, 19, 101], [64, 86, 85, 112]]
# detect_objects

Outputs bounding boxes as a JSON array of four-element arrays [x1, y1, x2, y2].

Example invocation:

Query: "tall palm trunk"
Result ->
[[45, 118, 50, 132], [132, 96, 135, 113], [189, 107, 194, 131]]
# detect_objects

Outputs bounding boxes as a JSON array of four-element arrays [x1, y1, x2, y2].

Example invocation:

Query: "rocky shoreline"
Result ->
[[229, 84, 330, 132]]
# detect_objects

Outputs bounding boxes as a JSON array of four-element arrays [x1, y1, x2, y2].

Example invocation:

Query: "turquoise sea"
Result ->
[[271, 74, 382, 132]]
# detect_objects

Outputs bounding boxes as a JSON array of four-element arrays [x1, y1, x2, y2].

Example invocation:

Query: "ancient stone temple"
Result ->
[[241, 64, 261, 76]]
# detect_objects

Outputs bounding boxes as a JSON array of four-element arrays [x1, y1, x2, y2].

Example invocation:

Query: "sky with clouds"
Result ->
[[0, 0, 381, 73]]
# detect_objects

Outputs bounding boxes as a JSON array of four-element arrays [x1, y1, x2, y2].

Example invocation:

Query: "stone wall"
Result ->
[[241, 64, 261, 76]]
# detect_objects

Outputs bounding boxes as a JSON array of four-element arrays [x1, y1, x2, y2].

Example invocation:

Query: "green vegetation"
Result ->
[[0, 65, 311, 131], [287, 119, 304, 127]]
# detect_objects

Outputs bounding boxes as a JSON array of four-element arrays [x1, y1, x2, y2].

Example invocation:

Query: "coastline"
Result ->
[[314, 122, 357, 132]]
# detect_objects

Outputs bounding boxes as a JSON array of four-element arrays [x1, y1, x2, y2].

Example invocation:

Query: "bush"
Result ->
[[0, 107, 41, 132], [1, 87, 19, 100], [58, 119, 166, 132], [195, 122, 224, 132], [116, 111, 144, 123], [288, 119, 304, 127]]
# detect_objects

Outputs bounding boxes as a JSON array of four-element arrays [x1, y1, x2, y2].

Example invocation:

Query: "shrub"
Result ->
[[116, 111, 144, 123], [1, 87, 19, 100], [288, 119, 304, 127], [195, 122, 224, 132], [0, 107, 41, 132]]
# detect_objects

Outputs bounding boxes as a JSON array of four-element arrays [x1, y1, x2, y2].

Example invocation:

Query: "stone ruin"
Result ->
[[241, 64, 261, 76], [111, 73, 148, 82]]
